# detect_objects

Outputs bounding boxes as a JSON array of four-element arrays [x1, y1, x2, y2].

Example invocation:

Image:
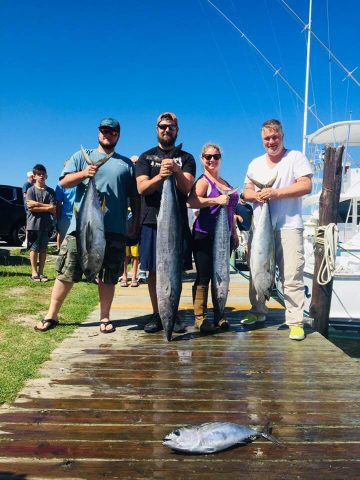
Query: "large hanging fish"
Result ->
[[76, 146, 113, 281], [211, 187, 238, 325], [156, 144, 183, 341], [247, 174, 277, 305]]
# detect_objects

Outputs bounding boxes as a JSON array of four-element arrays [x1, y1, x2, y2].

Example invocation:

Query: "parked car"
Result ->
[[0, 185, 26, 246], [0, 185, 57, 246]]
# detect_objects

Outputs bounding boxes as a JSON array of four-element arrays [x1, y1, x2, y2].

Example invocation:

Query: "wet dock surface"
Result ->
[[0, 271, 359, 479]]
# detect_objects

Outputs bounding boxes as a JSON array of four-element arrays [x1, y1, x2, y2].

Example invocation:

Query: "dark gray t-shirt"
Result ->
[[26, 185, 55, 231]]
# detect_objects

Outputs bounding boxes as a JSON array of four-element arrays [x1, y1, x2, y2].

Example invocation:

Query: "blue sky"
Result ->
[[1, 0, 360, 190]]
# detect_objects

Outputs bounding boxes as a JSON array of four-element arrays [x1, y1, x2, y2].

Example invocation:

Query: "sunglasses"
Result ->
[[99, 127, 118, 136], [157, 123, 177, 131], [202, 154, 221, 161]]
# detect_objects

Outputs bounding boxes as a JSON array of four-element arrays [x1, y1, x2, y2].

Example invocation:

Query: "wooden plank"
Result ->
[[0, 460, 359, 480], [1, 423, 360, 443], [10, 398, 360, 415]]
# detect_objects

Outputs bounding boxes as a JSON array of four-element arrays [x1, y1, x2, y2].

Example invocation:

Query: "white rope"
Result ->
[[315, 223, 339, 285]]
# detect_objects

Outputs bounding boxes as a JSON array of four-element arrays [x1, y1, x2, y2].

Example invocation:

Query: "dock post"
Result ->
[[309, 145, 344, 337]]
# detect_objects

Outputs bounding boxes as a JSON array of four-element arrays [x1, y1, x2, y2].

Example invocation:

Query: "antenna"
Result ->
[[302, 0, 312, 154]]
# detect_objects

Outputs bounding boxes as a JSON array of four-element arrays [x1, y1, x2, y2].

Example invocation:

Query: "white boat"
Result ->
[[295, 121, 360, 326]]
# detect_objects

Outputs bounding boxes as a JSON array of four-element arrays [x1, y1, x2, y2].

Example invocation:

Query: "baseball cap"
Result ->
[[27, 171, 34, 178], [98, 117, 120, 132], [157, 112, 178, 126]]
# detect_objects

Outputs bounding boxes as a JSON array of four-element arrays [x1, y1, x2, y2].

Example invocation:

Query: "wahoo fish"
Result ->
[[247, 175, 277, 305], [76, 146, 113, 282], [163, 422, 281, 454], [211, 188, 237, 324], [156, 146, 183, 341]]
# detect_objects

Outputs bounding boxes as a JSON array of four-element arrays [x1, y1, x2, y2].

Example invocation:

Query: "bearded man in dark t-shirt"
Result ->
[[136, 112, 196, 334]]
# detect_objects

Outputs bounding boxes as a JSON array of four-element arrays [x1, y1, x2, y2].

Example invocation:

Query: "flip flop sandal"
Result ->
[[120, 279, 128, 287], [130, 280, 139, 287], [30, 275, 41, 282], [100, 321, 115, 334], [34, 319, 59, 332], [40, 275, 49, 282]]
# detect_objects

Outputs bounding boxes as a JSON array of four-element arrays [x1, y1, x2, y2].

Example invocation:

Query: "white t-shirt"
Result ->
[[245, 150, 313, 230]]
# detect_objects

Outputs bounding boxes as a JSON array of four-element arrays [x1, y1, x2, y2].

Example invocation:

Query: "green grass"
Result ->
[[0, 249, 99, 404]]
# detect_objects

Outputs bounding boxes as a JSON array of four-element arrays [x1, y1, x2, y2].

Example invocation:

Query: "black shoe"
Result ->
[[144, 313, 163, 333], [173, 317, 187, 334]]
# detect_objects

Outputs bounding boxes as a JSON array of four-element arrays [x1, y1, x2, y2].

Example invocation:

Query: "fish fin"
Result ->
[[263, 174, 277, 188], [247, 174, 277, 190], [80, 145, 93, 165], [217, 185, 239, 196], [169, 143, 183, 159], [94, 151, 114, 168], [260, 422, 283, 446]]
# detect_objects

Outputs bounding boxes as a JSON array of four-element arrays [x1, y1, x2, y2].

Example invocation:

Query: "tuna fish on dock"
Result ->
[[163, 422, 281, 454]]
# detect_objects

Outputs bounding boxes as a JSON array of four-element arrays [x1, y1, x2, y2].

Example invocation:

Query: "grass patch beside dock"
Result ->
[[0, 248, 99, 404]]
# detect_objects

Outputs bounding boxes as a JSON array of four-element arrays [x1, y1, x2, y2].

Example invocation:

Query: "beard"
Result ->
[[157, 132, 177, 149], [99, 138, 118, 151]]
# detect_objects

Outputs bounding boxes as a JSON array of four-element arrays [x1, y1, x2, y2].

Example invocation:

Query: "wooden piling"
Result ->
[[309, 145, 344, 337]]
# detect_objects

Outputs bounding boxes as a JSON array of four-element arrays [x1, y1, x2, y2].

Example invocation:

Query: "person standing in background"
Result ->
[[26, 164, 56, 282]]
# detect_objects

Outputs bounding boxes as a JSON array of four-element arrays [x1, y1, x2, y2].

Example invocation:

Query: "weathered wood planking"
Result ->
[[0, 271, 359, 479]]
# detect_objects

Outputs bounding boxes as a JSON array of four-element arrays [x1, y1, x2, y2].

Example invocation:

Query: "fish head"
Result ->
[[163, 425, 200, 452]]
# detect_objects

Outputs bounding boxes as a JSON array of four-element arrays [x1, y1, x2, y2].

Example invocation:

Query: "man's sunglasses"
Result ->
[[99, 127, 118, 136], [202, 154, 221, 161], [157, 123, 177, 131]]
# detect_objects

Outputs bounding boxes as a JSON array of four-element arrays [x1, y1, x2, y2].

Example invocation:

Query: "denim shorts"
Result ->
[[27, 230, 50, 252], [56, 233, 126, 284]]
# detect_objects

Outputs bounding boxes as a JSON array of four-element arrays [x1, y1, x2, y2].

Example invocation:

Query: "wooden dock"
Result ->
[[0, 271, 359, 479]]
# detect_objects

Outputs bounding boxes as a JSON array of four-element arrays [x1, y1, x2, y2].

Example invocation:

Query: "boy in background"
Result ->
[[26, 164, 56, 282]]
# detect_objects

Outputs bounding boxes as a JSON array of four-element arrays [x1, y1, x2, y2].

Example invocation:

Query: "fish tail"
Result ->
[[260, 422, 283, 446], [217, 185, 239, 196], [247, 174, 277, 190]]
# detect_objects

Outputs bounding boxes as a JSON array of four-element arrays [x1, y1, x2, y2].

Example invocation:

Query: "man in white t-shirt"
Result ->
[[242, 119, 312, 340]]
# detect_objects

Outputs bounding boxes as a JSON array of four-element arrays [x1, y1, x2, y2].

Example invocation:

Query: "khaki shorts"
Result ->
[[56, 233, 126, 285]]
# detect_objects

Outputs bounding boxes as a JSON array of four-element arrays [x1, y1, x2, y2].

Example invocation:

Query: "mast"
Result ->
[[302, 0, 313, 154]]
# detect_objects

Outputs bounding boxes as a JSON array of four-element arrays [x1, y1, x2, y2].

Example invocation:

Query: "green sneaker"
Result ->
[[289, 326, 305, 341], [241, 313, 266, 325]]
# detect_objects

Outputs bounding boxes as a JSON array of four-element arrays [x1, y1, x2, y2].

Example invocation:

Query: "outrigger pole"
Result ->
[[302, 0, 313, 154]]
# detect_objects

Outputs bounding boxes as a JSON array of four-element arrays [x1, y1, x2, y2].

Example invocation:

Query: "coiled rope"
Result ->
[[315, 223, 339, 285]]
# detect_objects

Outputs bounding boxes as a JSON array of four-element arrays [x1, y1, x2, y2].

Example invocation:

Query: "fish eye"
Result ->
[[174, 430, 180, 436]]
